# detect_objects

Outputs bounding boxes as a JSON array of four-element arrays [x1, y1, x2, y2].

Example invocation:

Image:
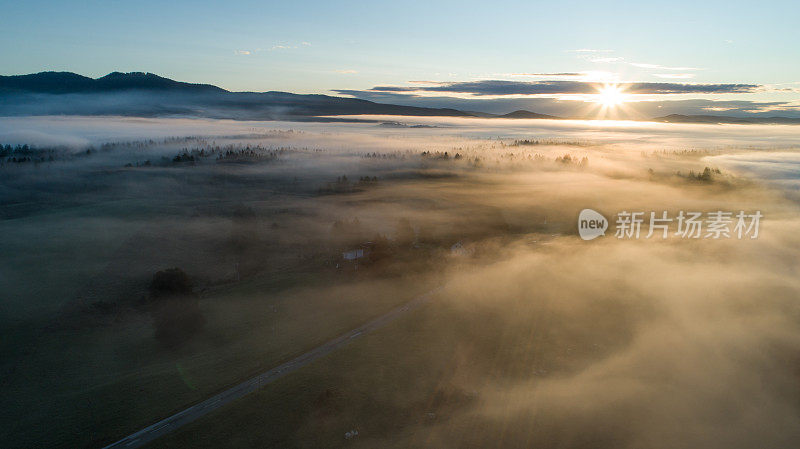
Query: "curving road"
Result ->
[[102, 287, 440, 449]]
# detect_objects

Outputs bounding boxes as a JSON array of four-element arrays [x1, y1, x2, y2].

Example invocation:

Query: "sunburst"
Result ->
[[597, 84, 626, 108]]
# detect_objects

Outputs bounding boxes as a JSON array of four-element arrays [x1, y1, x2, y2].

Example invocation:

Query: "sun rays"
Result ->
[[591, 83, 634, 119]]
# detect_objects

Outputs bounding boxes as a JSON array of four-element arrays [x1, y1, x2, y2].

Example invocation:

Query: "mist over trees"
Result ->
[[3, 116, 800, 449]]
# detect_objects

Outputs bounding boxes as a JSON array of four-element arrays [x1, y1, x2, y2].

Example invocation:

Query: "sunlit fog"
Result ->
[[2, 114, 800, 448]]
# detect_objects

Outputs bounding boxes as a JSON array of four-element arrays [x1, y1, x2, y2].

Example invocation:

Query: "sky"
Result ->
[[2, 0, 799, 117]]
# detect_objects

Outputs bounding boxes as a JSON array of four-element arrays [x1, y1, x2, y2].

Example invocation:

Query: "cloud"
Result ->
[[233, 50, 251, 56], [569, 49, 614, 53], [268, 42, 311, 51], [762, 82, 800, 94], [630, 62, 702, 71], [367, 85, 420, 92], [570, 49, 623, 64], [362, 80, 760, 96], [511, 73, 585, 77], [331, 88, 797, 118], [334, 69, 358, 74], [654, 73, 695, 79], [570, 49, 702, 73], [590, 57, 624, 63]]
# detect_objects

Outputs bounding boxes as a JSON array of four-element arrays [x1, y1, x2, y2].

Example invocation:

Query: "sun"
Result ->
[[597, 84, 626, 108]]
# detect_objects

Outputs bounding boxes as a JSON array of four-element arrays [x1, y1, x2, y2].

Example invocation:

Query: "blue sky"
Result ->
[[2, 0, 798, 115]]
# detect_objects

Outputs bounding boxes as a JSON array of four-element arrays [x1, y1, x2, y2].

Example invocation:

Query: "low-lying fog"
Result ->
[[4, 115, 800, 148], [1, 115, 799, 449]]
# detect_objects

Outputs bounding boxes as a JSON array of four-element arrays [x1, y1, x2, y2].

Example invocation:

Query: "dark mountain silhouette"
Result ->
[[653, 114, 800, 125], [0, 71, 475, 120], [0, 72, 95, 94], [499, 110, 562, 120], [94, 72, 225, 93], [0, 71, 225, 94]]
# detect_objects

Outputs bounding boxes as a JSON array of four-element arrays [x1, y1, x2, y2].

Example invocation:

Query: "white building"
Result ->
[[342, 248, 365, 260]]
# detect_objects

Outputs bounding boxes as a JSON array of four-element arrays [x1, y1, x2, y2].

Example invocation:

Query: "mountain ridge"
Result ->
[[0, 71, 475, 120], [0, 71, 226, 94], [500, 110, 563, 120], [2, 72, 799, 124]]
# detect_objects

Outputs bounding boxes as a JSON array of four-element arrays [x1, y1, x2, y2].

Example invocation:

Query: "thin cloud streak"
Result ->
[[630, 62, 703, 71], [331, 89, 799, 117], [363, 80, 760, 96], [511, 73, 585, 77], [568, 49, 614, 53], [654, 73, 696, 79]]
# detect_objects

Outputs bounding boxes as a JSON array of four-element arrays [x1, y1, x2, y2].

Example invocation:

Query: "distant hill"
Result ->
[[0, 71, 225, 94], [499, 110, 562, 120], [653, 114, 800, 125], [0, 71, 475, 120]]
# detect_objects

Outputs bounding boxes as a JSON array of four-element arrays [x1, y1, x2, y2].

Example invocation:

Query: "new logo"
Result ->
[[578, 209, 608, 240]]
